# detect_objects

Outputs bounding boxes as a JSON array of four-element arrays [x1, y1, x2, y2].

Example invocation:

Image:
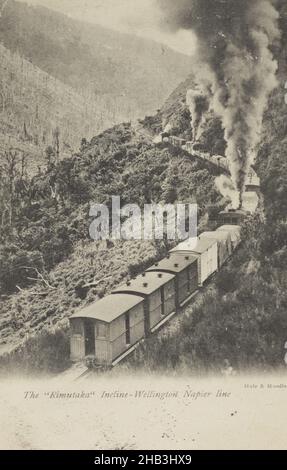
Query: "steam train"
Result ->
[[161, 133, 260, 192], [69, 133, 260, 368], [69, 224, 242, 367]]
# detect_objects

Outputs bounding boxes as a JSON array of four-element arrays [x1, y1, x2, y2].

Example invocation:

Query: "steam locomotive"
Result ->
[[160, 132, 260, 191], [68, 133, 260, 368]]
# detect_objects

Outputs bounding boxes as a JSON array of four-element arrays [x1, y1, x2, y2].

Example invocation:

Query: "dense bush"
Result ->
[[0, 326, 71, 375], [0, 123, 221, 296], [125, 80, 287, 373]]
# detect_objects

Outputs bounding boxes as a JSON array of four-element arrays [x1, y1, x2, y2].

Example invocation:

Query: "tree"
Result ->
[[45, 145, 54, 168], [52, 126, 60, 163], [0, 149, 26, 225], [162, 162, 180, 204], [80, 137, 88, 151], [0, 246, 45, 293], [0, 80, 6, 113], [23, 122, 28, 140]]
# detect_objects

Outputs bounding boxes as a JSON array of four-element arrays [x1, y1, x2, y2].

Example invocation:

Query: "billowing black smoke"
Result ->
[[186, 86, 210, 141], [158, 0, 280, 201]]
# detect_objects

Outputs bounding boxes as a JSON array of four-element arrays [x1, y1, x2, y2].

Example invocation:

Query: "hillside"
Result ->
[[121, 86, 287, 375], [122, 1, 287, 374], [0, 121, 224, 374], [1, 72, 287, 375], [1, 0, 287, 376], [0, 43, 138, 172], [140, 74, 227, 156], [0, 0, 191, 117]]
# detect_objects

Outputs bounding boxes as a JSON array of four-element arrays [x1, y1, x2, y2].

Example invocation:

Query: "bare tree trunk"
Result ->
[[0, 88, 5, 114]]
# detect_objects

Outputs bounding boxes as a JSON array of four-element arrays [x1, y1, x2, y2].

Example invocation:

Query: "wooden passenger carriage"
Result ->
[[146, 253, 198, 308], [113, 271, 176, 334], [70, 294, 145, 364], [169, 237, 218, 286]]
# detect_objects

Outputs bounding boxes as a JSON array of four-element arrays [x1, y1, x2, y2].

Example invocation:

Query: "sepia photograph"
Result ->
[[0, 0, 286, 456]]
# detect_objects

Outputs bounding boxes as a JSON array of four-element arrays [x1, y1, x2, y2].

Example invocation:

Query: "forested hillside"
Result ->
[[124, 83, 287, 374], [1, 61, 287, 374], [0, 0, 287, 376], [0, 120, 224, 373], [0, 44, 136, 172], [0, 0, 191, 172], [116, 1, 287, 374]]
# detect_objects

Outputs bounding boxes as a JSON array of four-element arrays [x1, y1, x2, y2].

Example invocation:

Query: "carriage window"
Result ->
[[97, 322, 106, 338]]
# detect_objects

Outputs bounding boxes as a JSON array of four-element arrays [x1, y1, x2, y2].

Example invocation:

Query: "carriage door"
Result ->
[[125, 313, 131, 345], [84, 319, 95, 355], [160, 287, 165, 316]]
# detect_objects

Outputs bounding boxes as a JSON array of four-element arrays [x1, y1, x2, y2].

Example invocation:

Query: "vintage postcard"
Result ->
[[0, 0, 286, 453]]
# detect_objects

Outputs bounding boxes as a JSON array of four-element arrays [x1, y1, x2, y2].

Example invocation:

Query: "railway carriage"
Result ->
[[210, 155, 222, 167], [218, 156, 229, 171], [112, 271, 176, 334], [183, 141, 193, 153], [169, 136, 186, 148], [199, 231, 232, 267], [68, 133, 252, 368], [70, 294, 145, 364], [202, 153, 213, 163], [146, 253, 198, 309], [219, 209, 248, 226], [245, 168, 260, 192], [170, 237, 218, 286]]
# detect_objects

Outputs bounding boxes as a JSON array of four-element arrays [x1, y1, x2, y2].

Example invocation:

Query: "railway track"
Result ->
[[62, 132, 261, 382]]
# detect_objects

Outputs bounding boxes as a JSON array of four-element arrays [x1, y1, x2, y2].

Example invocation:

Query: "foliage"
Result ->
[[0, 112, 224, 371], [2, 1, 287, 374], [126, 79, 287, 374], [0, 326, 71, 375]]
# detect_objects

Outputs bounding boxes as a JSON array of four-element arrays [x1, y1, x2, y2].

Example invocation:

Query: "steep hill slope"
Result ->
[[0, 43, 138, 172], [0, 0, 191, 117], [123, 83, 287, 375], [123, 2, 287, 374], [141, 74, 227, 156], [1, 0, 287, 375], [2, 75, 286, 375], [0, 120, 223, 373]]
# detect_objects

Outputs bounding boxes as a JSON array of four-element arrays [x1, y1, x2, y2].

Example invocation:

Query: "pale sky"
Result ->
[[18, 0, 197, 55]]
